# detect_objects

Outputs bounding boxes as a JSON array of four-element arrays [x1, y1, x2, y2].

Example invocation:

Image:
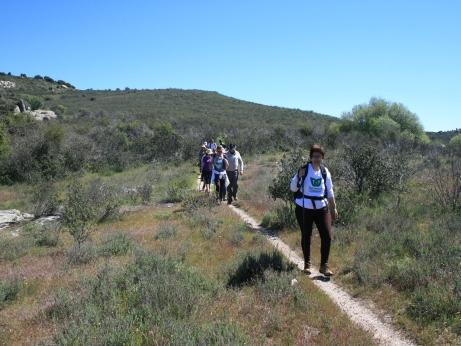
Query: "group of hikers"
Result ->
[[198, 138, 244, 205], [198, 140, 337, 277]]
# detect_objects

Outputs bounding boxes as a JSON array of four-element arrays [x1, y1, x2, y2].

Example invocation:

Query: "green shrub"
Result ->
[[182, 192, 216, 212], [62, 180, 97, 248], [23, 222, 61, 247], [0, 236, 34, 261], [66, 242, 96, 265], [408, 282, 461, 326], [89, 180, 121, 222], [155, 223, 178, 240], [256, 270, 307, 308], [49, 252, 227, 344], [31, 182, 60, 217], [227, 250, 295, 287], [0, 278, 22, 309], [230, 229, 244, 246], [98, 232, 133, 257], [165, 177, 191, 203], [262, 204, 297, 230]]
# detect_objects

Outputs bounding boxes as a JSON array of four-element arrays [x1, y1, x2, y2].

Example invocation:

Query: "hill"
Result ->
[[0, 73, 335, 132]]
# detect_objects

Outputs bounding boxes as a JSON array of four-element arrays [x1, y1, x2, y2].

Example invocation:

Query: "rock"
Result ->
[[0, 80, 16, 88], [34, 215, 60, 225], [0, 209, 34, 229], [291, 278, 298, 286], [13, 105, 20, 113], [18, 99, 27, 112], [26, 109, 57, 121]]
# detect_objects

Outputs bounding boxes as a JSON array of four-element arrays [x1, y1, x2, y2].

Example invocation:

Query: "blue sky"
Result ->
[[2, 0, 460, 131]]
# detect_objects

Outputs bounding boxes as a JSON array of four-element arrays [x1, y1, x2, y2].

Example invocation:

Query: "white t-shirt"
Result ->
[[290, 163, 334, 209]]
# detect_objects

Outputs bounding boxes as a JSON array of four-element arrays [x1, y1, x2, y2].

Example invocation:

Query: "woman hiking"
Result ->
[[212, 145, 229, 204], [290, 144, 338, 276], [201, 148, 213, 193]]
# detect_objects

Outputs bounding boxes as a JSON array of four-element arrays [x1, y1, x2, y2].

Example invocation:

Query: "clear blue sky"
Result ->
[[2, 0, 460, 131]]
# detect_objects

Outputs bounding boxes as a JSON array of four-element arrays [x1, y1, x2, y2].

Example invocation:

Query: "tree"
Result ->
[[448, 133, 461, 155], [0, 123, 9, 158], [341, 98, 429, 143], [268, 150, 303, 210], [62, 180, 97, 248]]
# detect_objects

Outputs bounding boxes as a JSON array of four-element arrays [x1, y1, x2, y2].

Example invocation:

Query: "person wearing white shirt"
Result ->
[[225, 143, 244, 204], [290, 144, 338, 276]]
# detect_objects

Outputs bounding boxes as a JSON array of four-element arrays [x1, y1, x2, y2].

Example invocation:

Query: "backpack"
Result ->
[[293, 162, 328, 203]]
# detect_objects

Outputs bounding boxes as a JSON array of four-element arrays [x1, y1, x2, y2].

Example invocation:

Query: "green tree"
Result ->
[[341, 98, 429, 143], [448, 133, 461, 155], [62, 180, 97, 249], [268, 150, 303, 210]]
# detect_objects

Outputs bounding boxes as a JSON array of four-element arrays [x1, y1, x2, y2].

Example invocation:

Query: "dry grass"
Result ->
[[0, 186, 374, 345]]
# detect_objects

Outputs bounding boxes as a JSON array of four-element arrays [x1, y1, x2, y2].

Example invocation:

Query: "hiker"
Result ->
[[201, 148, 213, 193], [211, 145, 229, 204], [290, 144, 338, 276], [209, 139, 217, 152], [219, 139, 227, 151], [225, 143, 244, 204], [198, 144, 208, 190]]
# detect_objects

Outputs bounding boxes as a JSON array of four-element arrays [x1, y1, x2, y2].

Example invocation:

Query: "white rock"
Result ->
[[0, 209, 34, 228], [26, 109, 57, 121], [0, 80, 16, 88], [291, 278, 298, 286]]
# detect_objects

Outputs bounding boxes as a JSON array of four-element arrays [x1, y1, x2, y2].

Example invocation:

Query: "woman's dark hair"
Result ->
[[309, 144, 325, 159]]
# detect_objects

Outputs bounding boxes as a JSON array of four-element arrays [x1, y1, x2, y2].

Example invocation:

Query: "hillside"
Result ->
[[0, 73, 335, 131]]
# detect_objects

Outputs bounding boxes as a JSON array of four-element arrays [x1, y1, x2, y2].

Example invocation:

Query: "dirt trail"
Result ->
[[197, 175, 414, 345]]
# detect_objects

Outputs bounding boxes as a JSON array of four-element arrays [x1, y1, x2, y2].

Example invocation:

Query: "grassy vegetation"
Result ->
[[0, 170, 375, 345], [237, 152, 461, 345], [1, 73, 459, 344]]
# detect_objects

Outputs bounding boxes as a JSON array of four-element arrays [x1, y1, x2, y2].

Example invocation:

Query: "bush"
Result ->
[[66, 242, 96, 265], [0, 278, 22, 309], [256, 270, 307, 308], [165, 177, 190, 203], [155, 223, 178, 240], [49, 252, 228, 344], [448, 133, 461, 155], [138, 182, 153, 205], [88, 180, 121, 222], [23, 95, 43, 110], [430, 156, 461, 212], [262, 204, 297, 230], [0, 236, 34, 261], [62, 180, 98, 248], [23, 222, 61, 247], [182, 192, 216, 212], [98, 232, 133, 257], [227, 250, 295, 287], [341, 98, 428, 143], [268, 150, 303, 208], [31, 182, 60, 217]]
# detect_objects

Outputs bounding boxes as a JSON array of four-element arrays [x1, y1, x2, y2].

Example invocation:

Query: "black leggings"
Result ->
[[295, 205, 332, 265], [215, 176, 226, 200]]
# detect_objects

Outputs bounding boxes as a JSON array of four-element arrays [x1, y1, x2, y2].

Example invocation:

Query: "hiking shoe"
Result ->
[[302, 262, 311, 275], [319, 264, 334, 276], [227, 200, 232, 205]]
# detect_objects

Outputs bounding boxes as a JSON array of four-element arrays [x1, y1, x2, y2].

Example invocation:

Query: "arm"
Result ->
[[325, 169, 338, 220], [238, 153, 244, 173], [290, 173, 300, 192]]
